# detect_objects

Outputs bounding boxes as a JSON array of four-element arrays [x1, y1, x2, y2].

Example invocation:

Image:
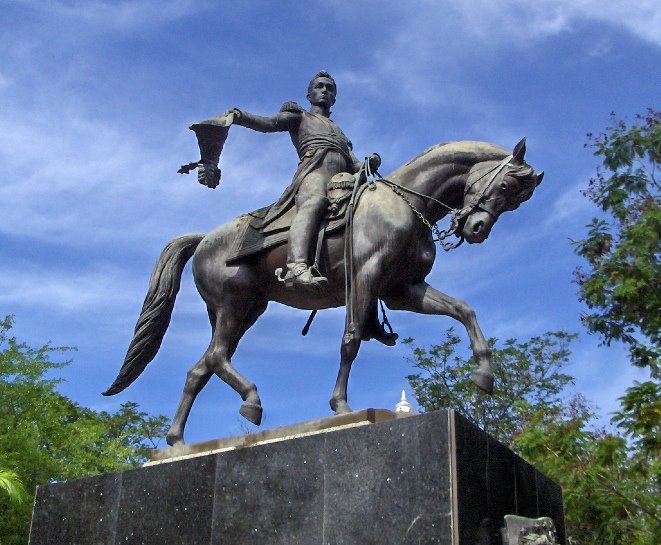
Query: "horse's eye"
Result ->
[[500, 181, 508, 190]]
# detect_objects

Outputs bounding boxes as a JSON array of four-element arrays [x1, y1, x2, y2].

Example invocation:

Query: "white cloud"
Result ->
[[566, 0, 661, 45], [405, 1, 661, 47], [0, 97, 291, 251], [0, 263, 138, 313], [20, 0, 200, 32], [328, 0, 660, 113], [545, 178, 597, 228]]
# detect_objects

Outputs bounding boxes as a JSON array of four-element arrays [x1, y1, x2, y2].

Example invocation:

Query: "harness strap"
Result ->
[[312, 214, 329, 274], [344, 158, 380, 338], [457, 155, 513, 222]]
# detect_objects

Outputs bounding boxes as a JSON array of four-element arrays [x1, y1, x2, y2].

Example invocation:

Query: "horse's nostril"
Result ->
[[472, 221, 483, 233]]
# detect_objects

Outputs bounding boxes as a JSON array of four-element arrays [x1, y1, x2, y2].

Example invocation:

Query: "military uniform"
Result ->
[[233, 102, 361, 276]]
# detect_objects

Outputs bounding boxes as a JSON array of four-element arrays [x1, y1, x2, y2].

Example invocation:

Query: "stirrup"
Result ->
[[275, 263, 327, 288], [363, 323, 399, 346]]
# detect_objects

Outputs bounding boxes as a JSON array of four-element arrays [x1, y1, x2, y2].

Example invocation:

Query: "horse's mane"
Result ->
[[394, 140, 537, 206], [389, 141, 511, 183], [463, 144, 538, 204], [401, 141, 511, 171]]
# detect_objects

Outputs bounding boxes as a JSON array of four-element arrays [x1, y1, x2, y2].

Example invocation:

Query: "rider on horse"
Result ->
[[227, 71, 381, 288]]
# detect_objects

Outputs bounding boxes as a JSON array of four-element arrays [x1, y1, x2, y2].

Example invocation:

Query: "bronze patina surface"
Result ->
[[104, 73, 543, 446]]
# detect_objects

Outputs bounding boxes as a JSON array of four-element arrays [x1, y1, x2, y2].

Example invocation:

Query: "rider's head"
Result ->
[[307, 71, 336, 109]]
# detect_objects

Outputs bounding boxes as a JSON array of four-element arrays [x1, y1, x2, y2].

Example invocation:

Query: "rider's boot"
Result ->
[[362, 304, 398, 346], [363, 320, 399, 346], [279, 194, 330, 288]]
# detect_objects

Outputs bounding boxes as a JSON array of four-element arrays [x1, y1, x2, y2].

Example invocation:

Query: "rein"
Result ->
[[380, 154, 514, 251], [342, 158, 380, 339], [380, 179, 463, 251], [457, 155, 513, 221], [304, 154, 514, 339]]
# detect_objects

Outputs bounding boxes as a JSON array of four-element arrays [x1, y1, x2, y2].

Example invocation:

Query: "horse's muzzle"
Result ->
[[462, 210, 495, 243]]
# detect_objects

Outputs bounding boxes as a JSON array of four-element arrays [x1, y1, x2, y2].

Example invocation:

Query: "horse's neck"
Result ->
[[390, 142, 509, 220], [389, 156, 470, 220]]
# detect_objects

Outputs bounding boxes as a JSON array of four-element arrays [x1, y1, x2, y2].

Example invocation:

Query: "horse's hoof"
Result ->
[[471, 371, 494, 394], [331, 401, 353, 415], [166, 432, 184, 447], [240, 402, 263, 426]]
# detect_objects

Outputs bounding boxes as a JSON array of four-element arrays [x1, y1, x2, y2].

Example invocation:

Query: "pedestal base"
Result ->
[[29, 410, 565, 545]]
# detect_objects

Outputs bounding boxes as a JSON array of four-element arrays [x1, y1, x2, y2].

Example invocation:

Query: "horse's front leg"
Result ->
[[330, 285, 376, 415], [329, 329, 361, 415], [385, 282, 493, 394]]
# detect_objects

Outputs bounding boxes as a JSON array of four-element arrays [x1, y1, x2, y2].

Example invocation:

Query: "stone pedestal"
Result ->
[[29, 410, 565, 545]]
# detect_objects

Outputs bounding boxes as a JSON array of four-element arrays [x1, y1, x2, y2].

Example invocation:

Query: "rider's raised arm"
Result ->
[[229, 107, 301, 133]]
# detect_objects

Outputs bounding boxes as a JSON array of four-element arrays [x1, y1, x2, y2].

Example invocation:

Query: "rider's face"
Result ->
[[307, 77, 336, 108]]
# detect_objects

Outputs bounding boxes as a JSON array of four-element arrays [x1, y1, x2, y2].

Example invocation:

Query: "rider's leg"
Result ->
[[282, 174, 329, 286]]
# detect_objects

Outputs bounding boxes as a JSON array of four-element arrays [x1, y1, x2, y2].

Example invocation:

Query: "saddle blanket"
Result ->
[[225, 177, 367, 265]]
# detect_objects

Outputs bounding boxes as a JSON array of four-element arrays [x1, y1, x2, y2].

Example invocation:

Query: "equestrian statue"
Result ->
[[104, 71, 544, 446]]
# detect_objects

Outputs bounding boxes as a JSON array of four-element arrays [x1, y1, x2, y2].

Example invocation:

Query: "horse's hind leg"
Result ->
[[211, 298, 268, 426], [385, 282, 494, 394], [166, 345, 215, 446], [166, 300, 267, 446], [166, 308, 223, 446]]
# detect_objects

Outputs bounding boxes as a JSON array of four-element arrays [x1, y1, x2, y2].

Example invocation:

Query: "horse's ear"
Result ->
[[511, 137, 526, 165], [535, 171, 544, 185]]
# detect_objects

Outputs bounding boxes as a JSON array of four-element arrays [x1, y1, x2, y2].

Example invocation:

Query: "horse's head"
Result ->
[[459, 138, 543, 243]]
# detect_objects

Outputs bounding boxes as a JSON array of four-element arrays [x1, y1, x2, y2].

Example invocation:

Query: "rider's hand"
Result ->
[[224, 108, 242, 121], [368, 153, 381, 171]]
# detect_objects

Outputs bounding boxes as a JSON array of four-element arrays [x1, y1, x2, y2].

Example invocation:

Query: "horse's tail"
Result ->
[[103, 233, 205, 396]]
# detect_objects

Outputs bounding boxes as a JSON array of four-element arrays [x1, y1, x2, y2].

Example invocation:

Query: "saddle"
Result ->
[[226, 172, 364, 265]]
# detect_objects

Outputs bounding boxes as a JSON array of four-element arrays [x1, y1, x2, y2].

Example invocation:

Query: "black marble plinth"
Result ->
[[29, 410, 565, 545]]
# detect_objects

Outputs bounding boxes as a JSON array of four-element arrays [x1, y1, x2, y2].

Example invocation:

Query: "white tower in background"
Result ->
[[395, 389, 414, 414]]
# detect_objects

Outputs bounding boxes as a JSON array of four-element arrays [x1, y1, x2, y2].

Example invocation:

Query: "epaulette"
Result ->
[[280, 101, 304, 113]]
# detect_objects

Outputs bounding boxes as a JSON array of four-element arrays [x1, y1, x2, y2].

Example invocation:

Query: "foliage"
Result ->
[[406, 329, 660, 544], [611, 380, 660, 457], [515, 400, 660, 545], [573, 109, 660, 375], [0, 467, 25, 504], [405, 329, 576, 445], [568, 110, 661, 543], [0, 316, 169, 545]]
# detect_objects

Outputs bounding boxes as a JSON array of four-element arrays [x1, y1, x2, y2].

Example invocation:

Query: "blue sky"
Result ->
[[1, 1, 659, 445]]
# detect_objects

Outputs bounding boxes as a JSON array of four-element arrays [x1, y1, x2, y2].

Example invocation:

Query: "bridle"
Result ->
[[336, 155, 514, 343], [458, 154, 513, 221], [380, 154, 514, 251]]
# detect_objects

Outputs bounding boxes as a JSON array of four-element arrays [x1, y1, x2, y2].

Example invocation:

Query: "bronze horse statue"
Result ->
[[104, 138, 543, 446]]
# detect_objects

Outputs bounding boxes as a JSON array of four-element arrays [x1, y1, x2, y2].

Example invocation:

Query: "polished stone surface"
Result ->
[[150, 408, 398, 463], [116, 455, 217, 545], [211, 433, 325, 545], [29, 410, 565, 545], [321, 412, 452, 545], [452, 412, 565, 544], [29, 472, 122, 545]]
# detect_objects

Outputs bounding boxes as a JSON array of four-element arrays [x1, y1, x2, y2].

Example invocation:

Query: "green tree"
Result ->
[[0, 316, 169, 545], [515, 402, 660, 545], [571, 110, 660, 544], [573, 109, 660, 374], [406, 330, 660, 544], [0, 466, 25, 504], [405, 329, 576, 445]]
